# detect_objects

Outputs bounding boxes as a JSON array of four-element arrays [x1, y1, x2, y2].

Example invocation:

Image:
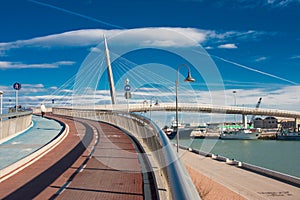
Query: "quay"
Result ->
[[181, 148, 300, 200]]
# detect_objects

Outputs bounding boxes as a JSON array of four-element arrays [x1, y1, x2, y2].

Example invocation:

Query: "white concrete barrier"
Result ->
[[0, 111, 32, 141]]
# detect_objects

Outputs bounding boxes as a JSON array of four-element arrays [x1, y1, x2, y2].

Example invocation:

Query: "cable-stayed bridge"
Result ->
[[68, 103, 300, 119]]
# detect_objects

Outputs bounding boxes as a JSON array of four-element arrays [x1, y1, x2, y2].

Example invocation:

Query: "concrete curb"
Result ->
[[0, 121, 69, 183]]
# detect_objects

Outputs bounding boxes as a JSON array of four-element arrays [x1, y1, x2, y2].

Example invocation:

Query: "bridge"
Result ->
[[89, 103, 300, 119], [1, 37, 300, 199], [0, 107, 201, 200]]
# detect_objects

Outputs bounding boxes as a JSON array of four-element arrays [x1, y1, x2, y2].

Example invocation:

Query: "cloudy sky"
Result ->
[[0, 0, 300, 116]]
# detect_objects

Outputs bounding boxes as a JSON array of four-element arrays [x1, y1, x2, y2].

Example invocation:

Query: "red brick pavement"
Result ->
[[0, 115, 144, 200]]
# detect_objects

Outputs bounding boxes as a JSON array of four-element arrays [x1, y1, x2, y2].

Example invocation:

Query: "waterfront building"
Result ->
[[253, 116, 278, 129]]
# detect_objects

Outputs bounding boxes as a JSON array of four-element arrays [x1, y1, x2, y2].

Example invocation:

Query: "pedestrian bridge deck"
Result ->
[[60, 103, 300, 119], [0, 114, 148, 199]]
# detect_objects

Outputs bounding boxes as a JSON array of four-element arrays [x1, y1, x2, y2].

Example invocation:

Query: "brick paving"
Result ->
[[0, 114, 144, 200], [181, 149, 300, 200]]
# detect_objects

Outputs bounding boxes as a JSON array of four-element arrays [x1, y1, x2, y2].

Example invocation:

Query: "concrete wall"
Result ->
[[31, 107, 52, 114], [0, 112, 32, 141]]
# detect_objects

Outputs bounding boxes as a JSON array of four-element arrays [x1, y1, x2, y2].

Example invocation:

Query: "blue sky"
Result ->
[[0, 0, 300, 114]]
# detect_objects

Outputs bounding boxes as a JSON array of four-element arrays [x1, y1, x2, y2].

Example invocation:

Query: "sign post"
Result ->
[[13, 82, 21, 112]]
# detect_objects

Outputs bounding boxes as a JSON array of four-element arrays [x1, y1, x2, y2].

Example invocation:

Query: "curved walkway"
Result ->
[[0, 115, 64, 170], [0, 114, 150, 200]]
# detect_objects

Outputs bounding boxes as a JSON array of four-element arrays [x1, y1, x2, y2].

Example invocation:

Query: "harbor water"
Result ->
[[175, 138, 300, 178]]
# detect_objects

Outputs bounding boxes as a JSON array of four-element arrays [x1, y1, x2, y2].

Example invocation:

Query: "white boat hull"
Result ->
[[220, 129, 260, 140]]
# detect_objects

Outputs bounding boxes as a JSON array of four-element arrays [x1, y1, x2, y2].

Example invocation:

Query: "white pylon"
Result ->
[[104, 35, 117, 104]]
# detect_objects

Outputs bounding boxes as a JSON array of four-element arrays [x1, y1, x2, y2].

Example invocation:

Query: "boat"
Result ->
[[220, 128, 261, 140], [162, 126, 174, 137], [163, 122, 206, 139], [163, 125, 194, 140], [276, 129, 300, 140]]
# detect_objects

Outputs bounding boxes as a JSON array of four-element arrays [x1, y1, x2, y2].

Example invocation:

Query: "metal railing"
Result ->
[[52, 107, 200, 200], [0, 111, 32, 121], [127, 103, 300, 118], [65, 103, 300, 119]]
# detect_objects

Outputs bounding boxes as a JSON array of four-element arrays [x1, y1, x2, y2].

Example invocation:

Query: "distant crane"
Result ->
[[250, 97, 262, 124]]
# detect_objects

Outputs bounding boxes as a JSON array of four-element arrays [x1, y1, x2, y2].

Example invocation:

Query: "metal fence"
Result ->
[[52, 107, 200, 200]]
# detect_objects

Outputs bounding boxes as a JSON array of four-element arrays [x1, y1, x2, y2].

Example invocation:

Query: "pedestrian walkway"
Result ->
[[0, 114, 148, 199], [0, 115, 63, 170], [181, 149, 300, 200]]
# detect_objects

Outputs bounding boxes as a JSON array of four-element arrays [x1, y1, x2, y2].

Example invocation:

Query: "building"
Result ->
[[278, 118, 299, 132], [253, 116, 278, 129]]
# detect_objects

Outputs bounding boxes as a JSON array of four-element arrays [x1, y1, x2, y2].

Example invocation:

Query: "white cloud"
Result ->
[[3, 81, 300, 115], [265, 0, 300, 7], [0, 28, 203, 50], [290, 55, 300, 59], [90, 47, 101, 52], [0, 61, 75, 69], [255, 56, 268, 62], [205, 46, 214, 50], [0, 27, 266, 51], [178, 0, 300, 9], [218, 43, 238, 49], [49, 86, 58, 90]]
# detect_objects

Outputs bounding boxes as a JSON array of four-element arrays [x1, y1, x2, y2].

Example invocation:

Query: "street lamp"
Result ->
[[0, 91, 3, 115], [176, 64, 195, 153], [233, 90, 237, 123], [149, 96, 159, 120]]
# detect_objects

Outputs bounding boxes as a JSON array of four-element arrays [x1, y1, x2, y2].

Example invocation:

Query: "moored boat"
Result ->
[[162, 121, 204, 139], [276, 130, 300, 140], [163, 127, 194, 139], [220, 128, 261, 140]]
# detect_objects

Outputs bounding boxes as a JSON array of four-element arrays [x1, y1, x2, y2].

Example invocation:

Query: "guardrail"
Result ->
[[127, 103, 300, 118], [0, 111, 33, 141], [66, 103, 300, 119], [52, 107, 201, 200]]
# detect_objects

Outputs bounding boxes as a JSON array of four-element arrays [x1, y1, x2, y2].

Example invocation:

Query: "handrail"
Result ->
[[132, 113, 201, 200], [52, 107, 201, 200], [0, 111, 33, 141], [59, 103, 300, 118], [0, 111, 33, 121]]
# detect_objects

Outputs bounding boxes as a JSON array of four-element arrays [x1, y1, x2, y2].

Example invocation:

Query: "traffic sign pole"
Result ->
[[16, 90, 18, 112], [13, 82, 21, 112], [124, 79, 131, 112]]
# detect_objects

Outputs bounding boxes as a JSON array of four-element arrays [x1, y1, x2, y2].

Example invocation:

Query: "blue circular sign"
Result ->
[[13, 82, 21, 90], [124, 84, 131, 91]]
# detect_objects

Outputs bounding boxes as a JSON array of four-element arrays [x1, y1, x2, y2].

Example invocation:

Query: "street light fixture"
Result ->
[[233, 90, 237, 123], [176, 64, 195, 153], [149, 96, 159, 120], [0, 91, 3, 115]]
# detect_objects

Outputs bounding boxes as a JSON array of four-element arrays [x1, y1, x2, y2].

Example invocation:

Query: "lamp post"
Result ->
[[233, 90, 237, 123], [176, 64, 195, 153], [149, 96, 159, 121], [0, 91, 3, 115]]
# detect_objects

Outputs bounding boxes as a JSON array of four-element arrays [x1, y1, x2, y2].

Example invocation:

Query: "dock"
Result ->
[[181, 149, 300, 200]]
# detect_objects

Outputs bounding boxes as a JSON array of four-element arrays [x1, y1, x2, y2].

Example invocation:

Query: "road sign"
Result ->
[[124, 84, 131, 91], [13, 82, 21, 90]]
